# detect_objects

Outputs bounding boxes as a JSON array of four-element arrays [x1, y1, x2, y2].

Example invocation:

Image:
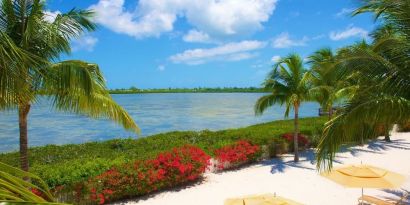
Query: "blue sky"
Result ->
[[46, 0, 375, 89]]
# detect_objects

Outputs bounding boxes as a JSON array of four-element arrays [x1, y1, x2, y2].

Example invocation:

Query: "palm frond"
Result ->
[[254, 94, 285, 116], [0, 31, 45, 110], [255, 53, 310, 118], [317, 96, 410, 171], [40, 60, 140, 134], [0, 162, 62, 204]]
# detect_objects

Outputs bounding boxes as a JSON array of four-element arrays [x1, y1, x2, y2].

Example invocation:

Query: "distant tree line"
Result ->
[[109, 87, 271, 94]]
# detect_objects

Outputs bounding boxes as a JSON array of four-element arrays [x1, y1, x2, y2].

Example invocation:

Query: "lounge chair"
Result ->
[[358, 191, 409, 205]]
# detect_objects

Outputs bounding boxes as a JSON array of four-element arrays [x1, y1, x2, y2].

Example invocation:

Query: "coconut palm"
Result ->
[[316, 0, 410, 171], [307, 48, 346, 119], [0, 0, 139, 172], [255, 54, 311, 162]]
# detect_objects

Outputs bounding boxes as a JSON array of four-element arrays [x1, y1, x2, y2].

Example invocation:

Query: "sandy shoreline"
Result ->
[[116, 132, 410, 205]]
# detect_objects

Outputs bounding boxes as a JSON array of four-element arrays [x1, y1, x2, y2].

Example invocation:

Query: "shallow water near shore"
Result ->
[[0, 93, 319, 152]]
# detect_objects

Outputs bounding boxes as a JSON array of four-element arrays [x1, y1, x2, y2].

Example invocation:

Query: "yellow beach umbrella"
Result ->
[[321, 164, 406, 204], [225, 194, 304, 205]]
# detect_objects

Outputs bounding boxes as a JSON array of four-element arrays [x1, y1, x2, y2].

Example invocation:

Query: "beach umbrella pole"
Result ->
[[361, 188, 363, 205]]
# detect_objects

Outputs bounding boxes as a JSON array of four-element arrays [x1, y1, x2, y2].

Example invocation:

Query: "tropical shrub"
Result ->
[[267, 137, 290, 158], [79, 145, 210, 204], [398, 121, 410, 132], [214, 140, 261, 170], [0, 117, 327, 189], [306, 124, 324, 148], [282, 133, 309, 151]]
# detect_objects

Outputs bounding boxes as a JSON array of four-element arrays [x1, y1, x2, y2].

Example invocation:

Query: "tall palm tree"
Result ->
[[255, 54, 311, 162], [0, 0, 139, 172], [307, 48, 345, 119], [316, 0, 410, 171]]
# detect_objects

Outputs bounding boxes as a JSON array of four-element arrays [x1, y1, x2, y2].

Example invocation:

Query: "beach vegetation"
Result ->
[[0, 0, 139, 172], [0, 162, 62, 204], [255, 54, 312, 162], [316, 0, 410, 170], [0, 117, 326, 189], [213, 140, 261, 170]]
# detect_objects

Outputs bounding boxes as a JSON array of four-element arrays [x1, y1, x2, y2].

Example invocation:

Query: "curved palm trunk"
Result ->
[[18, 103, 30, 172], [293, 104, 299, 162]]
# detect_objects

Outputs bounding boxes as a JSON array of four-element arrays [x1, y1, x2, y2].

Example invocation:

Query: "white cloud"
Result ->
[[72, 35, 98, 52], [44, 10, 61, 23], [89, 0, 176, 38], [183, 30, 212, 43], [329, 26, 368, 41], [271, 55, 281, 63], [169, 40, 266, 65], [89, 0, 277, 40], [272, 32, 308, 48], [158, 65, 165, 71], [335, 8, 354, 18], [226, 52, 257, 61]]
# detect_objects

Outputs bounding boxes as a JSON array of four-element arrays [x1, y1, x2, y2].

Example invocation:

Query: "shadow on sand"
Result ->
[[378, 189, 410, 205], [263, 138, 410, 175], [337, 138, 410, 158], [261, 150, 317, 174]]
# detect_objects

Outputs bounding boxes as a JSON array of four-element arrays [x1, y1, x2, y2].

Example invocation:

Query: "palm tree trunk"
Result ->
[[18, 103, 31, 172], [360, 128, 364, 146], [384, 123, 391, 142], [328, 106, 333, 119], [293, 105, 299, 162]]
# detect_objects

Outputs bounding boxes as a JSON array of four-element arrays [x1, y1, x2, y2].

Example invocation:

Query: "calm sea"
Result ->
[[0, 93, 319, 152]]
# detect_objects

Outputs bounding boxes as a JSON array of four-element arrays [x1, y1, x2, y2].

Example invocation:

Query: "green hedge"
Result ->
[[0, 117, 326, 188]]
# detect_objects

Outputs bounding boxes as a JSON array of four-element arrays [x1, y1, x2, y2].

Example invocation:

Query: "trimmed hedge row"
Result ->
[[83, 145, 211, 204], [56, 140, 264, 204], [0, 117, 327, 189], [214, 140, 261, 170]]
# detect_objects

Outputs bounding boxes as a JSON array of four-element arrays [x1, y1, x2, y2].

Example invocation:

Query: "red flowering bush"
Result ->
[[83, 145, 210, 204], [214, 140, 261, 170], [31, 188, 46, 199], [282, 133, 309, 148]]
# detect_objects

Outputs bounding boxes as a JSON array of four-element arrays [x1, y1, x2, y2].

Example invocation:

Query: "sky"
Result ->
[[46, 0, 376, 89]]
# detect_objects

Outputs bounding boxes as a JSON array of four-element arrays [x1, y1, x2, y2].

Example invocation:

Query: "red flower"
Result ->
[[84, 145, 211, 204], [214, 140, 260, 170], [281, 133, 309, 146], [98, 194, 105, 205], [102, 189, 113, 195], [31, 188, 43, 198]]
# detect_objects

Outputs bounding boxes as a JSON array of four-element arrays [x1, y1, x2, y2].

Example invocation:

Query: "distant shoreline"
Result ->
[[109, 87, 271, 94], [109, 91, 270, 94]]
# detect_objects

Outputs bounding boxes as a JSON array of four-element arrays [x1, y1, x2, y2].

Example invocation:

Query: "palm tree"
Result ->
[[307, 48, 344, 119], [0, 0, 139, 172], [0, 162, 64, 204], [316, 0, 410, 171], [255, 54, 311, 162]]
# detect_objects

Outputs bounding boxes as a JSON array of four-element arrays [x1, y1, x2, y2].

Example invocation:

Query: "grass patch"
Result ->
[[0, 117, 326, 188]]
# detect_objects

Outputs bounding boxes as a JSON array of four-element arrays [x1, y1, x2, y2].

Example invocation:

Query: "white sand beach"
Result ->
[[118, 131, 410, 205]]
